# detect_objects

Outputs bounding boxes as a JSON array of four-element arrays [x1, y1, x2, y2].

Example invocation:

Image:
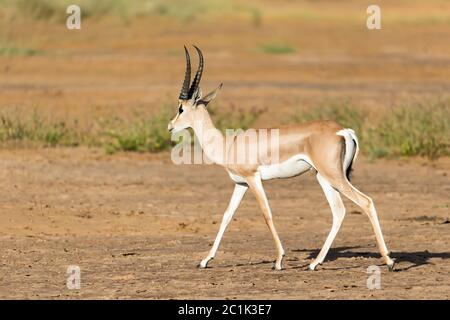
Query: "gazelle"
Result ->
[[168, 46, 394, 271]]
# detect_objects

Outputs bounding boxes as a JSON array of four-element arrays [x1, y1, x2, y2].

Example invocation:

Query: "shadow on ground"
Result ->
[[291, 246, 450, 271]]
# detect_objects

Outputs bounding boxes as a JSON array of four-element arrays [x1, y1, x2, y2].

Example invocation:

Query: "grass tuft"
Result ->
[[291, 100, 450, 159], [365, 102, 450, 159], [0, 112, 80, 147], [258, 41, 295, 54], [15, 0, 61, 20], [210, 104, 265, 133], [1, 0, 235, 22], [0, 42, 41, 57], [0, 101, 448, 159], [100, 106, 173, 154], [292, 100, 365, 135]]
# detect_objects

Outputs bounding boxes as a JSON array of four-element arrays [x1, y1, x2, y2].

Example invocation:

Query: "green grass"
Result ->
[[364, 102, 450, 158], [210, 104, 265, 133], [292, 100, 365, 135], [0, 42, 41, 57], [0, 113, 80, 146], [7, 0, 119, 21], [148, 0, 232, 22], [0, 101, 448, 159], [0, 0, 235, 22], [291, 100, 450, 159], [2, 0, 449, 26], [102, 103, 264, 154], [100, 106, 173, 154], [258, 41, 295, 55], [0, 102, 264, 154], [14, 0, 61, 21], [248, 6, 263, 27]]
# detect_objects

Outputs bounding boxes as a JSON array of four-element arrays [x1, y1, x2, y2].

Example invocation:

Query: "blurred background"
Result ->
[[0, 0, 448, 157], [0, 1, 449, 300]]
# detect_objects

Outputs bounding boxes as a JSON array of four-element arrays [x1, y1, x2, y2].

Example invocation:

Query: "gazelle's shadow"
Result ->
[[292, 246, 450, 271]]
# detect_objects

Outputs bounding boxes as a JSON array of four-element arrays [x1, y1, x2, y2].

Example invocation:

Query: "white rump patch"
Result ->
[[336, 128, 359, 173]]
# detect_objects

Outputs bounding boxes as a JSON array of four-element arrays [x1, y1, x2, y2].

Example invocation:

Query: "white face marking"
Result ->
[[257, 154, 314, 180]]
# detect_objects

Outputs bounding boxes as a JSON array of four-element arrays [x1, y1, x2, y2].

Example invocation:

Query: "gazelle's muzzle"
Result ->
[[168, 122, 174, 132]]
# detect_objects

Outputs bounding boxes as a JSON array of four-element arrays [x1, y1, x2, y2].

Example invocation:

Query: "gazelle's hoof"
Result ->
[[308, 262, 320, 271], [198, 257, 212, 269], [272, 264, 285, 271], [272, 256, 285, 270], [387, 259, 395, 272]]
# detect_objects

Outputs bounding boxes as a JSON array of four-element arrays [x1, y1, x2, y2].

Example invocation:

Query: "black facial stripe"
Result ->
[[178, 106, 183, 114]]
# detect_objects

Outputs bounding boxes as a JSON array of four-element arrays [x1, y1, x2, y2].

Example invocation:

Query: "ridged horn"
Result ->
[[179, 45, 191, 100], [188, 45, 204, 99]]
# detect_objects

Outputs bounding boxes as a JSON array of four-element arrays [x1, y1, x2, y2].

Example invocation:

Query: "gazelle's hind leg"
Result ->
[[322, 171, 394, 270], [309, 173, 346, 271]]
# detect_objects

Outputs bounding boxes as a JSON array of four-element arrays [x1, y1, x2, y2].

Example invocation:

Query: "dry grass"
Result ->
[[292, 100, 450, 159], [0, 102, 265, 154], [1, 100, 448, 159]]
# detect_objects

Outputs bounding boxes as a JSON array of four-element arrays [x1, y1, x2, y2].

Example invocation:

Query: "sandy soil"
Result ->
[[0, 148, 448, 299]]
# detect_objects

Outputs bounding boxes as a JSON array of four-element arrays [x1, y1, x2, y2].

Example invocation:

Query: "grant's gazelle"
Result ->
[[168, 46, 394, 271]]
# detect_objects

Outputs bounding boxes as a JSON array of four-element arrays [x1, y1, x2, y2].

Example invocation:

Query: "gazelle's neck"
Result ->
[[192, 107, 226, 165]]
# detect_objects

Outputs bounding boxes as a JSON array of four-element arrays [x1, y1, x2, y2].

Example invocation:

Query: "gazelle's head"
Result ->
[[168, 46, 222, 134]]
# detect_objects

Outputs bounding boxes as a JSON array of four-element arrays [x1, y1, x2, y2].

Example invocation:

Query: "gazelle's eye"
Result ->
[[178, 106, 183, 114]]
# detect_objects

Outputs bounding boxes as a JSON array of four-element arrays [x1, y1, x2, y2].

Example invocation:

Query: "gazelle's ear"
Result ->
[[189, 87, 202, 105], [199, 83, 223, 106]]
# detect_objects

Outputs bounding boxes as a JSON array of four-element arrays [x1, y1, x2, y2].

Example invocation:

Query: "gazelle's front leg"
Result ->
[[199, 183, 248, 268], [247, 173, 285, 270]]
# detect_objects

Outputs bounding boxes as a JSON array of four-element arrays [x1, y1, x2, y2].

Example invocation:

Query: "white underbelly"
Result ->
[[228, 171, 247, 184], [258, 154, 314, 180]]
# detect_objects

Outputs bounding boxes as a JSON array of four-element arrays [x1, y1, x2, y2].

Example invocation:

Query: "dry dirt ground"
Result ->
[[0, 149, 448, 299]]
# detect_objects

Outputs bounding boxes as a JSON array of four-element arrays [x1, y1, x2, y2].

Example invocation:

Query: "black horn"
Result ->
[[179, 45, 191, 100], [188, 45, 204, 99]]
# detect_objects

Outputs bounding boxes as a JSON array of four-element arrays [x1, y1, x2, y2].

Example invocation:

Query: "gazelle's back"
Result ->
[[226, 120, 344, 171]]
